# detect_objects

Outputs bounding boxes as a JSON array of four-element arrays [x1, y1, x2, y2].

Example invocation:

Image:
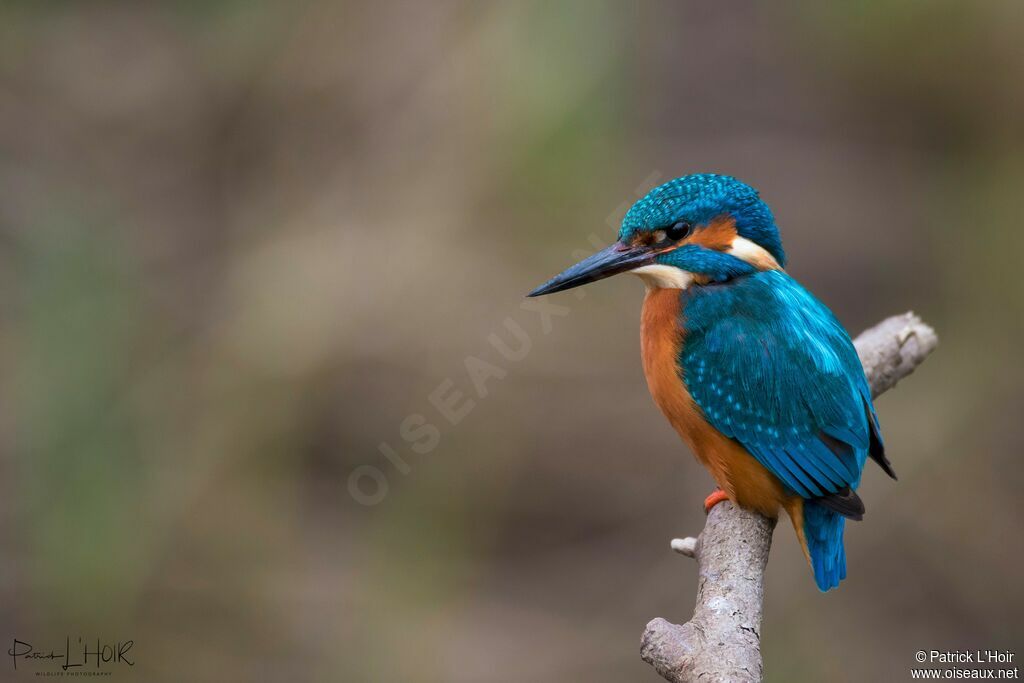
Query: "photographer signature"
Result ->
[[8, 637, 134, 671]]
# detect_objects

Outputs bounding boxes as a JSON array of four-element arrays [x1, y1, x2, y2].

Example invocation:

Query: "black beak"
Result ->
[[527, 241, 654, 297]]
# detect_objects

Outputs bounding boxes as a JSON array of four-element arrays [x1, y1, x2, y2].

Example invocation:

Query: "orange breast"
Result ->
[[640, 287, 792, 519]]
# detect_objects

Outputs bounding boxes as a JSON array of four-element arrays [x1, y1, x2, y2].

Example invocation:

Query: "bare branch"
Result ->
[[670, 537, 698, 558], [641, 312, 938, 683]]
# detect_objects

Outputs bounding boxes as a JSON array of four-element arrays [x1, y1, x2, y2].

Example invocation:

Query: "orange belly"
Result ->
[[640, 287, 795, 520]]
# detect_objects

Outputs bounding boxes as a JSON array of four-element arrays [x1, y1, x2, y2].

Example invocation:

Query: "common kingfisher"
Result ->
[[528, 174, 894, 591]]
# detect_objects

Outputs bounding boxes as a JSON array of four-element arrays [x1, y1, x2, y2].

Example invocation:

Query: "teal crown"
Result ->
[[621, 174, 786, 267]]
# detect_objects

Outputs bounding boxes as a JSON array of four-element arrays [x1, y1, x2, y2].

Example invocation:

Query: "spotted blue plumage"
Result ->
[[680, 269, 882, 590]]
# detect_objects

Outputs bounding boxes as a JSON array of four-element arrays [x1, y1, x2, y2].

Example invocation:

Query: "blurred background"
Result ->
[[0, 1, 1021, 681]]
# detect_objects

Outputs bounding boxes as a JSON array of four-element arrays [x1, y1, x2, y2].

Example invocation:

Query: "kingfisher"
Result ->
[[528, 174, 895, 591]]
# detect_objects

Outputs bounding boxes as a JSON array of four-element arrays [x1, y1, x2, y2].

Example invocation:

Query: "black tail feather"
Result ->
[[816, 487, 865, 521], [865, 403, 897, 480]]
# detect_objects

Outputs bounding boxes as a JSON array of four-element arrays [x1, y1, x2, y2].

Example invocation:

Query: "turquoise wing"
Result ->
[[680, 270, 888, 510]]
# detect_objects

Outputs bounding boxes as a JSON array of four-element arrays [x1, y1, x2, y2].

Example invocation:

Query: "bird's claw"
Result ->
[[703, 489, 729, 513]]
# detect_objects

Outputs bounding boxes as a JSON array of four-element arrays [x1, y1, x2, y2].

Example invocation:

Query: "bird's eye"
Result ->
[[667, 221, 693, 241]]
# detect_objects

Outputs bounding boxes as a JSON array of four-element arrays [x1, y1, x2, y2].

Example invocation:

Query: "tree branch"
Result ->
[[640, 312, 938, 683]]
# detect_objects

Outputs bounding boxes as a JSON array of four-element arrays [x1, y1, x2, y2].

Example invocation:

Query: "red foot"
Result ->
[[704, 489, 730, 513]]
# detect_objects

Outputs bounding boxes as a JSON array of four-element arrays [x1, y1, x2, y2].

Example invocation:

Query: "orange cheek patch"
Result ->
[[689, 215, 738, 251]]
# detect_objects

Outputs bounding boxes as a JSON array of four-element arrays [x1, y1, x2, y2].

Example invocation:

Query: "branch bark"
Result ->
[[640, 312, 938, 683]]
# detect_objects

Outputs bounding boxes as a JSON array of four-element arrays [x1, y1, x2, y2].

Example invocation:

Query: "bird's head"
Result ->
[[528, 174, 786, 296]]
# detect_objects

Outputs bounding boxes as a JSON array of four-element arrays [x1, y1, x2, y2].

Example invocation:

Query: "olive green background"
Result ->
[[1, 2, 1021, 681]]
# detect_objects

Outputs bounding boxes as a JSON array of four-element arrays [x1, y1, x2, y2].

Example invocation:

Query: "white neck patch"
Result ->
[[631, 264, 694, 290], [729, 236, 781, 270], [632, 236, 780, 290]]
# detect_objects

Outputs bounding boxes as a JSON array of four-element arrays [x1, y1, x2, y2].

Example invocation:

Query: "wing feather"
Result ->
[[681, 271, 886, 509]]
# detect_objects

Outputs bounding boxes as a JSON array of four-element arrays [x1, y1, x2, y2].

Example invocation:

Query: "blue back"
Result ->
[[680, 270, 881, 590], [681, 270, 875, 497]]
